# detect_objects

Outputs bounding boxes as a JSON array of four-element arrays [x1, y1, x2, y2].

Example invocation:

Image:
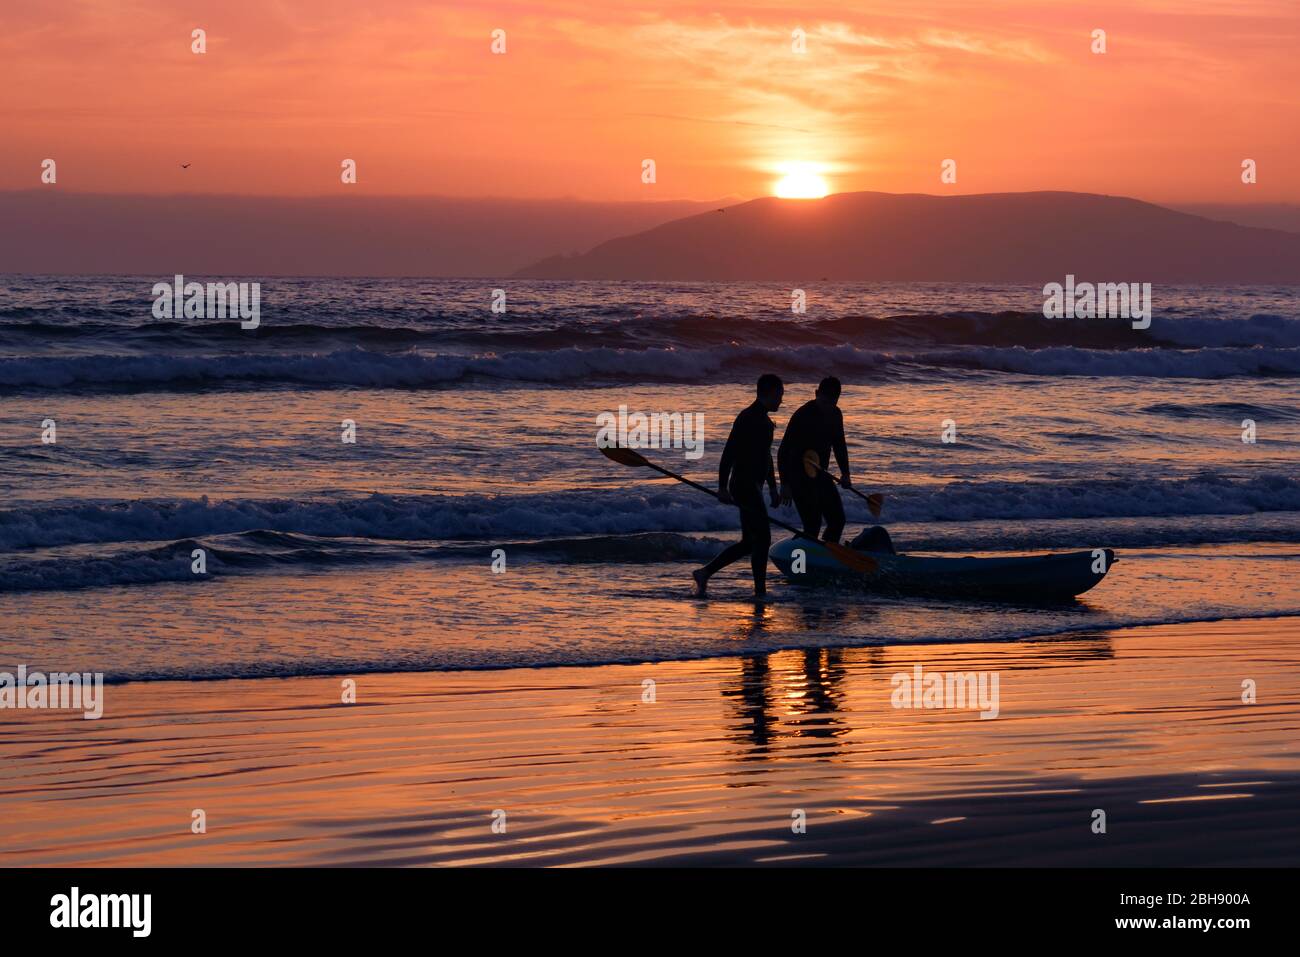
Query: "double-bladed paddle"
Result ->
[[802, 449, 884, 518], [599, 444, 877, 574]]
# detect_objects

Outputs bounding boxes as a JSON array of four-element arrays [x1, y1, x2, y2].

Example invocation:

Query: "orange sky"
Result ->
[[2, 0, 1297, 202]]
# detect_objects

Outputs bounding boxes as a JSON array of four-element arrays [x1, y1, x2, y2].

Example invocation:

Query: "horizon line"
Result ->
[[4, 188, 1297, 208]]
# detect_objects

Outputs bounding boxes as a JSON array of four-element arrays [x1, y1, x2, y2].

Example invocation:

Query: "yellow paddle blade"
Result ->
[[599, 445, 650, 467], [825, 540, 878, 574], [867, 493, 884, 518], [802, 449, 820, 478]]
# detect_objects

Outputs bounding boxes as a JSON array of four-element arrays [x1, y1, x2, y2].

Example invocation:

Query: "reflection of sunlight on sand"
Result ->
[[2, 618, 1297, 866], [1139, 793, 1254, 804]]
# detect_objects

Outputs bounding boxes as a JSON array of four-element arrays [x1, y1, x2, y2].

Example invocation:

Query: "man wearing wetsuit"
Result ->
[[778, 376, 850, 544], [693, 374, 784, 597]]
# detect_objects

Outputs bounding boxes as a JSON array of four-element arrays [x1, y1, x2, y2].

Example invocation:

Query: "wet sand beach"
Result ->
[[2, 617, 1297, 867]]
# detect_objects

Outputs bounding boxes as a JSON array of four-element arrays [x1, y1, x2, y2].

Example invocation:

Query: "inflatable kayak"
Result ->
[[769, 538, 1115, 600]]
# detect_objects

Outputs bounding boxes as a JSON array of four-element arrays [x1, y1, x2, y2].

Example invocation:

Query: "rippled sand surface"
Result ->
[[2, 618, 1297, 866]]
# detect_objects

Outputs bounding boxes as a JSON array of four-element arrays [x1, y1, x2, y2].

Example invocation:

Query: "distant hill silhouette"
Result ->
[[515, 191, 1300, 282], [1172, 202, 1300, 235], [0, 192, 729, 278]]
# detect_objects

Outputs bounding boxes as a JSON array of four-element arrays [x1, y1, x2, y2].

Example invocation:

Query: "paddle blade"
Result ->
[[802, 449, 820, 478], [867, 493, 884, 518], [824, 540, 878, 574], [599, 445, 650, 467]]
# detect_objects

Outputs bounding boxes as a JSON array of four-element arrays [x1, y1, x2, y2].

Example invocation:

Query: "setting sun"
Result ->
[[773, 163, 830, 199]]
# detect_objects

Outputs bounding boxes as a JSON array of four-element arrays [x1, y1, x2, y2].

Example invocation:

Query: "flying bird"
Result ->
[[180, 163, 191, 169]]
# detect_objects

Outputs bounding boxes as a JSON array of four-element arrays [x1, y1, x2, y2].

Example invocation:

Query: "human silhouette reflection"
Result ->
[[721, 646, 851, 759]]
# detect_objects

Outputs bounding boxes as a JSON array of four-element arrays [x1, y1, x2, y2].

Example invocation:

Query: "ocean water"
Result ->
[[1, 277, 1298, 681]]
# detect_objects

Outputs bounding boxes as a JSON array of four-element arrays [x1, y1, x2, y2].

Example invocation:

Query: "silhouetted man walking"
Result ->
[[778, 376, 850, 543], [693, 374, 784, 597]]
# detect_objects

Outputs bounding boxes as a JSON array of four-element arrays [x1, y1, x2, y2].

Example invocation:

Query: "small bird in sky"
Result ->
[[715, 208, 725, 212], [180, 163, 191, 169]]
